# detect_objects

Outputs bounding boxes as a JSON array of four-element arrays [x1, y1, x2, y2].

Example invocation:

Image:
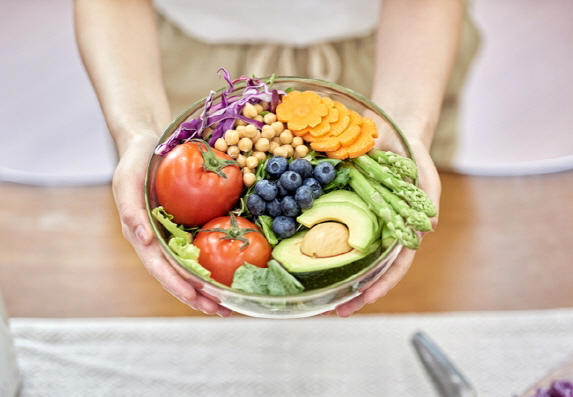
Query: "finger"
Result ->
[[362, 248, 416, 304], [142, 244, 199, 305], [336, 295, 365, 318], [134, 228, 230, 316], [411, 144, 442, 214]]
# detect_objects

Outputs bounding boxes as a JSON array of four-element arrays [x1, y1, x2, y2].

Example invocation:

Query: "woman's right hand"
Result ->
[[112, 131, 232, 317]]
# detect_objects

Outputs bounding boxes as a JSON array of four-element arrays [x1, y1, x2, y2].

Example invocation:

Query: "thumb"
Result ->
[[112, 133, 158, 246]]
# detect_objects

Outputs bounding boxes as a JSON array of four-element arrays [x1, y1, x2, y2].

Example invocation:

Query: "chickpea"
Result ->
[[279, 130, 293, 145], [251, 131, 261, 143], [236, 120, 247, 126], [246, 156, 259, 169], [227, 145, 240, 159], [243, 172, 256, 187], [263, 112, 277, 124], [253, 151, 267, 162], [272, 137, 281, 144], [271, 121, 284, 135], [242, 166, 252, 174], [236, 125, 247, 137], [254, 115, 264, 122], [242, 103, 258, 119], [282, 145, 294, 158], [261, 101, 270, 110], [224, 130, 240, 145], [273, 146, 288, 158], [254, 137, 270, 152], [261, 125, 275, 139], [292, 136, 303, 147], [244, 124, 258, 138], [295, 144, 309, 158], [214, 138, 228, 152], [238, 137, 253, 152], [269, 141, 280, 154], [254, 103, 264, 114], [237, 154, 247, 167]]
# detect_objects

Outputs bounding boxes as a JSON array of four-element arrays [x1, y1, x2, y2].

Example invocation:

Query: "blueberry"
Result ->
[[266, 198, 282, 217], [314, 162, 336, 185], [294, 186, 314, 209], [272, 216, 297, 239], [247, 194, 266, 216], [267, 156, 288, 179], [279, 170, 302, 192], [255, 180, 277, 201], [277, 182, 289, 197], [280, 196, 300, 217], [289, 158, 313, 178], [302, 178, 323, 199]]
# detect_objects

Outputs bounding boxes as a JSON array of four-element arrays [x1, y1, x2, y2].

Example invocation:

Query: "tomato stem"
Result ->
[[199, 213, 258, 250], [192, 139, 238, 179]]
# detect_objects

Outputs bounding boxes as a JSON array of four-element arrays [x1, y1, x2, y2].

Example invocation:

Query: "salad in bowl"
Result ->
[[145, 69, 435, 318]]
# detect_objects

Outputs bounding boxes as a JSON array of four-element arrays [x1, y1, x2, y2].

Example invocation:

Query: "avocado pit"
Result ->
[[300, 222, 352, 258]]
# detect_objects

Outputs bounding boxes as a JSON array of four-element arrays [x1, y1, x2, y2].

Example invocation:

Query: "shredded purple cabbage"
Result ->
[[155, 68, 284, 155], [531, 380, 573, 397]]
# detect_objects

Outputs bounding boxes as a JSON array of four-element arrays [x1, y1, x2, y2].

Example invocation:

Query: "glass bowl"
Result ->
[[145, 77, 414, 318]]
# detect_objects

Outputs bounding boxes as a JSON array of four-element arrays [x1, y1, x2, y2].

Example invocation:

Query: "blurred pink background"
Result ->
[[0, 0, 572, 184]]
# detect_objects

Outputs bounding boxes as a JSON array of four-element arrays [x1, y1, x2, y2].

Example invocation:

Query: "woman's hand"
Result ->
[[335, 121, 441, 317], [112, 131, 232, 317]]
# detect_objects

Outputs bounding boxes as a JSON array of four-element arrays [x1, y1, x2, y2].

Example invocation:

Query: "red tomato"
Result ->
[[194, 216, 272, 286], [155, 141, 243, 226]]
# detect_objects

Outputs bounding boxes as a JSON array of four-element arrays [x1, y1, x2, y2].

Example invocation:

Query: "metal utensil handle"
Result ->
[[411, 331, 477, 397]]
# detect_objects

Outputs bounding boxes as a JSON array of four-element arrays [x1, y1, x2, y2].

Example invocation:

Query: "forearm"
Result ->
[[74, 0, 170, 154], [372, 0, 463, 148]]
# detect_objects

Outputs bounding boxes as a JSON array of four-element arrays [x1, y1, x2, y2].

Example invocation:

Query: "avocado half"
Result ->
[[272, 191, 382, 290], [272, 232, 381, 289]]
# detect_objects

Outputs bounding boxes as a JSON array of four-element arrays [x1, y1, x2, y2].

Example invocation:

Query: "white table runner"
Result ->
[[10, 309, 573, 397]]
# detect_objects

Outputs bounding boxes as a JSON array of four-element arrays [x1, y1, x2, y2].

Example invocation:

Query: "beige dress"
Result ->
[[156, 8, 479, 167]]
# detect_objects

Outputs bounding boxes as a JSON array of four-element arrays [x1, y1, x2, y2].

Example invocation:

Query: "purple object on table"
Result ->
[[533, 380, 573, 397]]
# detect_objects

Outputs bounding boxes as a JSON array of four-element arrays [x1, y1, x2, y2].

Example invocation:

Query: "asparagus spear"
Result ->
[[348, 166, 420, 249], [381, 223, 395, 251], [369, 149, 418, 180], [353, 155, 437, 217], [372, 183, 433, 232]]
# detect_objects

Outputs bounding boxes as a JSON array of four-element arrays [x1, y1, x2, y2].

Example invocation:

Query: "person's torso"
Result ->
[[153, 0, 381, 46]]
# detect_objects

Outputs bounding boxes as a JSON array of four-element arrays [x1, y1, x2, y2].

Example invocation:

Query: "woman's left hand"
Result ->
[[335, 133, 441, 317]]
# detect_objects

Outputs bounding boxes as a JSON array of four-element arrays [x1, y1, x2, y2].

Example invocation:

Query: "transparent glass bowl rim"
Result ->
[[144, 76, 415, 303]]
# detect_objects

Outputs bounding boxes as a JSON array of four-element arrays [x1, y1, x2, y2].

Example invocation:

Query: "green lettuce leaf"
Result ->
[[256, 215, 278, 246], [151, 206, 211, 279], [151, 207, 190, 240], [231, 260, 304, 296], [168, 236, 210, 278]]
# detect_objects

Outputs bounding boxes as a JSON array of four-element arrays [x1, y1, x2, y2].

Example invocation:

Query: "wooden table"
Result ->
[[1, 171, 572, 317]]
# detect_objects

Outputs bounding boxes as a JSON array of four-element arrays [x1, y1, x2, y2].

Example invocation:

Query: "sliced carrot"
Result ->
[[310, 138, 341, 152], [328, 102, 350, 136], [327, 148, 348, 160], [276, 90, 328, 131], [344, 123, 376, 158], [361, 117, 378, 138], [336, 111, 362, 146]]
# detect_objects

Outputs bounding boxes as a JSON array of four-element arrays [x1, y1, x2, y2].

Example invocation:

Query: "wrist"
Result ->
[[107, 111, 170, 156], [371, 93, 440, 151]]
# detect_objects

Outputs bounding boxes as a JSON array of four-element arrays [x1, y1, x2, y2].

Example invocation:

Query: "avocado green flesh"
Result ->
[[292, 244, 382, 290], [272, 231, 370, 274], [313, 190, 370, 212], [296, 202, 375, 251], [312, 190, 380, 236]]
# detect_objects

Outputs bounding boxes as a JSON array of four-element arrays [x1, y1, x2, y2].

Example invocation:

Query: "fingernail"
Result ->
[[135, 225, 148, 243]]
